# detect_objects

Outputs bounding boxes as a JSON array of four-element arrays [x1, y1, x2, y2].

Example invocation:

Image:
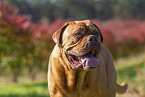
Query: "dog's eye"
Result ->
[[74, 32, 82, 37], [74, 33, 80, 36]]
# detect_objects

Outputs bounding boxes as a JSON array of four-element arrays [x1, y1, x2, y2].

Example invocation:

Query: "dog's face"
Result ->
[[53, 20, 103, 71]]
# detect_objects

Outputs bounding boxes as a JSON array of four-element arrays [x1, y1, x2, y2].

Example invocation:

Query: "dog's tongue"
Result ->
[[81, 57, 99, 67]]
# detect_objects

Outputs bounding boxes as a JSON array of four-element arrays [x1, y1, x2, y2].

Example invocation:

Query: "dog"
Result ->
[[48, 20, 127, 97]]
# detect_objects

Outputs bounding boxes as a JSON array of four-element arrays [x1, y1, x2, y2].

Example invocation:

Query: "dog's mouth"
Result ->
[[67, 49, 99, 70]]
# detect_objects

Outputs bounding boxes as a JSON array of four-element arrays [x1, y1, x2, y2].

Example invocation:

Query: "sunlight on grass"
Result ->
[[0, 82, 50, 97], [115, 52, 145, 69], [115, 52, 145, 82], [115, 52, 145, 96]]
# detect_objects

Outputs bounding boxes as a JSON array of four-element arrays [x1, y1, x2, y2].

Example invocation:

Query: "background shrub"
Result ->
[[0, 1, 145, 82]]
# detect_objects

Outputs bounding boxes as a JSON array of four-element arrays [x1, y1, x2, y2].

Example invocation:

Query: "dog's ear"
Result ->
[[52, 22, 69, 47], [91, 22, 103, 43]]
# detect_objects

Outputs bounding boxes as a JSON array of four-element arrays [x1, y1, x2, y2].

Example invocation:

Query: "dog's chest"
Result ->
[[82, 83, 106, 97], [81, 70, 107, 97]]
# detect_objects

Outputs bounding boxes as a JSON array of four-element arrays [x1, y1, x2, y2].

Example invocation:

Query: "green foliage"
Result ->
[[0, 1, 53, 82], [4, 0, 145, 22], [114, 0, 145, 20]]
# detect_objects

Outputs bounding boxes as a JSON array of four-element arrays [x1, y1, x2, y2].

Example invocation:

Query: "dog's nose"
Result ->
[[87, 35, 98, 42]]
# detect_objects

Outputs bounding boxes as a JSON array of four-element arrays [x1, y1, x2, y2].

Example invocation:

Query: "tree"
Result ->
[[0, 1, 64, 82], [95, 0, 115, 20], [114, 0, 145, 20]]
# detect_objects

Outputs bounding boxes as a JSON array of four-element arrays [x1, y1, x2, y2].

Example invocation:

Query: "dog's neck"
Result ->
[[59, 56, 87, 96], [67, 69, 86, 94]]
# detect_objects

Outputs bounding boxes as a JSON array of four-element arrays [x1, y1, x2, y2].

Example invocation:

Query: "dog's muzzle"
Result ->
[[66, 35, 101, 70]]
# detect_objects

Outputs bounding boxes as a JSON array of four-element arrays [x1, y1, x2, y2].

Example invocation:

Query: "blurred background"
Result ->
[[0, 0, 145, 97]]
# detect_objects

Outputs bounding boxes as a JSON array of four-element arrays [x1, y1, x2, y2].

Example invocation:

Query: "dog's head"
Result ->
[[53, 20, 103, 71]]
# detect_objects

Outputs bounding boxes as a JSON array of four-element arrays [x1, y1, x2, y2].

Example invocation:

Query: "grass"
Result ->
[[0, 52, 145, 97], [116, 52, 145, 83], [0, 81, 50, 97], [115, 52, 145, 96]]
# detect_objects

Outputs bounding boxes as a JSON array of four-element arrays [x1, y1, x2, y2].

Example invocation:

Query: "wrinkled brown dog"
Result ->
[[48, 20, 127, 97]]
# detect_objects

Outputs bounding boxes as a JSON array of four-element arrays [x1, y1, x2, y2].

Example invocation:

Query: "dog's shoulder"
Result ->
[[50, 45, 61, 58], [100, 45, 114, 65], [100, 45, 112, 58]]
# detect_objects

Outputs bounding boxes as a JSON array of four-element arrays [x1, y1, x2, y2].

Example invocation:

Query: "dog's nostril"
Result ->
[[95, 38, 97, 41], [89, 38, 93, 41], [88, 36, 97, 42]]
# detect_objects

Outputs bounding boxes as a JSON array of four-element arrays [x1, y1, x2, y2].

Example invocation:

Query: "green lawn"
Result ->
[[0, 52, 145, 97], [0, 82, 50, 97], [115, 52, 145, 96]]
